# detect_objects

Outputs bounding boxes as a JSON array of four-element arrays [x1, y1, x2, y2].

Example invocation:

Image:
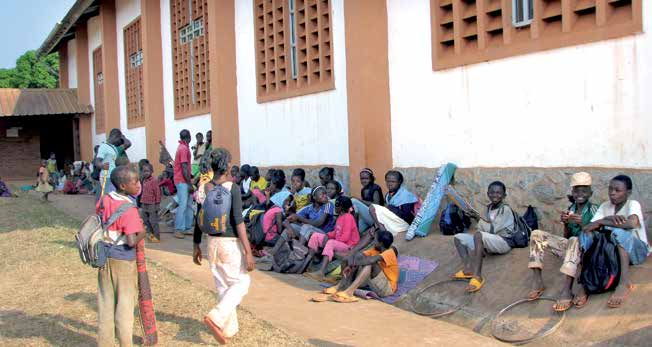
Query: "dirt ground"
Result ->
[[0, 194, 309, 347]]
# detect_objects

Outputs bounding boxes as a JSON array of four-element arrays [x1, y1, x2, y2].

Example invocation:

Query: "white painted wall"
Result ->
[[87, 16, 105, 148], [67, 39, 77, 88], [115, 0, 146, 161], [235, 0, 349, 167], [160, 0, 212, 155], [387, 0, 652, 169]]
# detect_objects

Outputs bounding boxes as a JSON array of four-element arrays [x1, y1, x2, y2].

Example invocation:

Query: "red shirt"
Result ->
[[327, 213, 359, 247], [140, 176, 161, 204], [173, 140, 191, 184], [95, 192, 143, 260]]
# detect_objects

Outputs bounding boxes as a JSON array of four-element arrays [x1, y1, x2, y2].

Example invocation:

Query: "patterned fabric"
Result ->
[[140, 176, 161, 205], [566, 201, 598, 237]]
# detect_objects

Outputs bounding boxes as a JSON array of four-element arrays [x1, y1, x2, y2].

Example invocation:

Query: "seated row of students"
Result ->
[[450, 172, 649, 310]]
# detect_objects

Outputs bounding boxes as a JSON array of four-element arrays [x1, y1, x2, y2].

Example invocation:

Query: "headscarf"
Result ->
[[386, 186, 418, 207]]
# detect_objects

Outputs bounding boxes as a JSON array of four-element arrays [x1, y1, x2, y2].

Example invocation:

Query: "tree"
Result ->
[[0, 50, 59, 88]]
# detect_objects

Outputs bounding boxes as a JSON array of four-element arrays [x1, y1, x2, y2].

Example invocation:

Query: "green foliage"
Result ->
[[0, 50, 59, 88]]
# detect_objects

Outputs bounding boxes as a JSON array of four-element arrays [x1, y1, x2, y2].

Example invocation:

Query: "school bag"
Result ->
[[504, 208, 532, 248], [522, 205, 539, 230], [439, 203, 470, 235], [198, 181, 233, 235], [75, 201, 134, 268], [246, 211, 266, 247], [580, 230, 621, 294], [272, 240, 310, 273]]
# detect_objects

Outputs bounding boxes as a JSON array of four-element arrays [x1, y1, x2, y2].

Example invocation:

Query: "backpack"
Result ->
[[198, 181, 233, 235], [247, 211, 266, 247], [75, 201, 134, 268], [504, 208, 531, 248], [580, 230, 621, 294], [439, 203, 470, 235], [272, 240, 310, 273], [522, 205, 539, 230]]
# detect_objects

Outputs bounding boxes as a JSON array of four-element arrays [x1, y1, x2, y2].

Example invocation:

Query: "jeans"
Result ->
[[175, 183, 194, 232], [579, 228, 649, 265], [352, 198, 374, 232]]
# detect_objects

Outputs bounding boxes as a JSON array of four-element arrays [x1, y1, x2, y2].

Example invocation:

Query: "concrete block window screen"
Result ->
[[254, 0, 335, 103], [431, 0, 642, 71], [93, 46, 105, 134], [170, 0, 210, 119], [124, 17, 144, 128]]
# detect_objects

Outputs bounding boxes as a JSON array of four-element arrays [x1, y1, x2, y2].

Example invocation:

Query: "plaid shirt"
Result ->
[[140, 176, 162, 205]]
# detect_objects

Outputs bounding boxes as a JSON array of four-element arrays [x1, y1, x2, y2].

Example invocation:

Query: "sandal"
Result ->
[[467, 277, 485, 293], [572, 294, 589, 309], [527, 287, 545, 301], [323, 286, 338, 295], [332, 292, 359, 303], [552, 298, 573, 312], [452, 270, 473, 280], [607, 284, 635, 308], [310, 294, 331, 302]]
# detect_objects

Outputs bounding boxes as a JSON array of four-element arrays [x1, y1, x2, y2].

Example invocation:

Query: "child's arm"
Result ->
[[372, 190, 382, 205], [272, 212, 283, 234], [126, 230, 146, 248], [584, 215, 639, 232], [296, 212, 328, 227], [236, 222, 255, 271], [351, 252, 382, 267]]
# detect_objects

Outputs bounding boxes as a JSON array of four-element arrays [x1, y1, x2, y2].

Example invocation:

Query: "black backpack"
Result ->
[[272, 240, 309, 274], [504, 208, 532, 248], [522, 205, 539, 230], [580, 230, 621, 294], [246, 212, 266, 248], [439, 203, 470, 235]]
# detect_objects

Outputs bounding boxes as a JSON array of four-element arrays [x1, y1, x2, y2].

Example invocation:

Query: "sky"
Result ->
[[0, 0, 76, 68]]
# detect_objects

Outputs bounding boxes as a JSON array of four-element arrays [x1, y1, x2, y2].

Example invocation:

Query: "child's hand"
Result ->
[[567, 213, 582, 225], [193, 244, 202, 265], [613, 215, 627, 226], [245, 253, 256, 272], [560, 210, 570, 223]]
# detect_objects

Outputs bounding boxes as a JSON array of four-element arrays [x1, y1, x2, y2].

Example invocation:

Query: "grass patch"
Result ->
[[0, 196, 309, 346]]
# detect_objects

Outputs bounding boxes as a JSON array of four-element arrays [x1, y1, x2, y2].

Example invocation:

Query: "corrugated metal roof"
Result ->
[[0, 88, 93, 117]]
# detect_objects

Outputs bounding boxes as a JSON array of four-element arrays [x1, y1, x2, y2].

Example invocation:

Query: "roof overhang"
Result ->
[[36, 0, 100, 58], [0, 88, 93, 117]]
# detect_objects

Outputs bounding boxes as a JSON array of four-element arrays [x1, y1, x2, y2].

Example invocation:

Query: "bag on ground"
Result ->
[[247, 211, 266, 247], [505, 208, 532, 248], [272, 241, 309, 273], [522, 205, 539, 230], [439, 202, 470, 235], [580, 230, 621, 294], [75, 202, 133, 268]]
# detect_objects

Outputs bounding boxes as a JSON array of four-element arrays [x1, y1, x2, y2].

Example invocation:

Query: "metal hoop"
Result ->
[[408, 279, 472, 318], [491, 296, 566, 345]]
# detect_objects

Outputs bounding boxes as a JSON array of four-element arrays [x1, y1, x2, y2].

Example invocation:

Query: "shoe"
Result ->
[[174, 232, 185, 239], [203, 316, 227, 345], [148, 234, 161, 243], [183, 229, 194, 235]]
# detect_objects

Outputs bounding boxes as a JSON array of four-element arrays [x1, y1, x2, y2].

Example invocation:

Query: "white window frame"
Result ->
[[512, 0, 533, 27], [289, 0, 299, 80]]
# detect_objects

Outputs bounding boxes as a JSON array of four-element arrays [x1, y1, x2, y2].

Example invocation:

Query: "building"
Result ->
[[0, 88, 92, 179], [37, 0, 650, 231]]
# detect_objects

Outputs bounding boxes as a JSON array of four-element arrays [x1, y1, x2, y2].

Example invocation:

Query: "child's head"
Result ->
[[360, 168, 375, 188], [384, 170, 404, 193], [108, 128, 123, 146], [283, 195, 296, 214], [311, 186, 328, 205], [141, 163, 153, 179], [291, 169, 306, 192], [196, 132, 204, 143], [570, 172, 593, 205], [487, 181, 506, 205], [326, 180, 342, 200], [319, 167, 335, 186], [206, 130, 212, 144], [231, 165, 239, 178], [335, 196, 353, 215], [111, 165, 140, 196], [207, 148, 232, 177], [269, 173, 286, 194], [374, 230, 394, 252], [138, 158, 150, 171], [180, 129, 191, 144], [609, 174, 632, 205], [41, 159, 47, 167], [251, 166, 260, 180], [49, 152, 56, 159], [240, 164, 252, 178]]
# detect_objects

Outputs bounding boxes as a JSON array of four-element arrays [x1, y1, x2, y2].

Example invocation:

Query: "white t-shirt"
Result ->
[[591, 199, 649, 251], [243, 177, 252, 194]]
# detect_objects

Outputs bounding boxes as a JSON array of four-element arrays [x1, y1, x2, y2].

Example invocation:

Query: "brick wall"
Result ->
[[0, 119, 41, 179]]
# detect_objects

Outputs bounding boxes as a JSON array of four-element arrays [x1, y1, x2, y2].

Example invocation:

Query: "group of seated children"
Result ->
[[449, 172, 649, 310]]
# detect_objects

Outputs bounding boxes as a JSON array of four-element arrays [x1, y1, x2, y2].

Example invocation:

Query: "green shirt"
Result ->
[[567, 201, 598, 237]]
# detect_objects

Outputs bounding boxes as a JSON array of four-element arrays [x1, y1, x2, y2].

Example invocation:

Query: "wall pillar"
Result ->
[[100, 0, 121, 133], [59, 44, 69, 89], [207, 0, 240, 164], [344, 0, 393, 197], [141, 0, 166, 172], [75, 22, 93, 162]]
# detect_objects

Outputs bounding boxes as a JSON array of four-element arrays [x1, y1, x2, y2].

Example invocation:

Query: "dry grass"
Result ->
[[0, 196, 310, 346]]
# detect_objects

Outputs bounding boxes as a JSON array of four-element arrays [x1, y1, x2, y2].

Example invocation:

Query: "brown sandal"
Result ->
[[527, 288, 545, 301], [572, 294, 589, 309], [552, 298, 573, 312]]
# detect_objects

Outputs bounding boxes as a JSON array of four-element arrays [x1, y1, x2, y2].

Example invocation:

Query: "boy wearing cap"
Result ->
[[527, 172, 598, 311]]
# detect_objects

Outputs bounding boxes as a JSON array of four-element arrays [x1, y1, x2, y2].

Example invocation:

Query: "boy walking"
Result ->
[[96, 165, 146, 347], [140, 163, 162, 243]]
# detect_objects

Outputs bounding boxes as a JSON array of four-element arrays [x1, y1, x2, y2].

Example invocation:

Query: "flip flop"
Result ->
[[527, 287, 545, 301], [572, 294, 589, 309], [203, 316, 228, 345], [332, 292, 359, 303], [467, 277, 485, 293], [552, 298, 573, 312], [323, 286, 338, 295], [607, 284, 635, 308], [451, 270, 473, 280], [310, 294, 331, 302]]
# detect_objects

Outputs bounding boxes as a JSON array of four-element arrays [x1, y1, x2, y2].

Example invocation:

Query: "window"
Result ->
[[124, 18, 144, 127], [512, 0, 533, 27], [170, 0, 210, 119], [93, 47, 105, 134], [254, 0, 334, 103], [431, 0, 642, 71]]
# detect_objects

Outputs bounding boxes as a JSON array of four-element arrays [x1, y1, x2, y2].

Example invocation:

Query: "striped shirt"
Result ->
[[140, 176, 162, 205]]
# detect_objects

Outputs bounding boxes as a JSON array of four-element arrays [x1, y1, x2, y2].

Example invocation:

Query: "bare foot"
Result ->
[[607, 283, 634, 308]]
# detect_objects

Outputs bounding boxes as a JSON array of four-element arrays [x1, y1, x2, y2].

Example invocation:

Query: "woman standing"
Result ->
[[36, 160, 54, 201], [192, 148, 255, 344]]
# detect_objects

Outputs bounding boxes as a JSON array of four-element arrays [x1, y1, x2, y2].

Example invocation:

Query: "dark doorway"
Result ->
[[39, 115, 75, 171]]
